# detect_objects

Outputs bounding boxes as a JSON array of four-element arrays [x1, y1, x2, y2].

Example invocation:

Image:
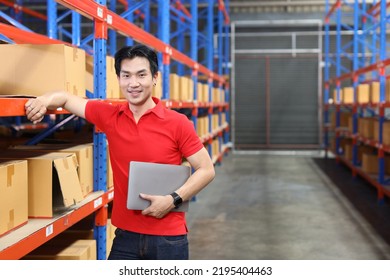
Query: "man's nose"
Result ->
[[129, 76, 140, 87]]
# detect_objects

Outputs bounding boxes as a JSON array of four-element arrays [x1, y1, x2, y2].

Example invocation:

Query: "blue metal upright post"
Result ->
[[352, 0, 359, 167], [159, 0, 170, 100], [191, 0, 199, 131], [47, 0, 57, 39], [378, 0, 387, 186], [207, 0, 214, 157], [223, 1, 230, 145], [93, 0, 108, 260], [335, 3, 342, 155], [324, 0, 330, 156], [126, 0, 134, 46], [108, 0, 117, 56]]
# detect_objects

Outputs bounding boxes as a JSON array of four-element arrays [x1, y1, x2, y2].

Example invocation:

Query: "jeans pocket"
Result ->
[[160, 235, 188, 246]]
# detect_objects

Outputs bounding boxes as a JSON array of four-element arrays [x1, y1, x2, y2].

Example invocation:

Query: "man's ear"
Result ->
[[153, 72, 158, 86]]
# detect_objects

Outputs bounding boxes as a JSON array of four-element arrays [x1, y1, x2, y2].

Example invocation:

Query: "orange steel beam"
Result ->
[[175, 0, 191, 19], [367, 1, 380, 15], [328, 58, 390, 84], [117, 0, 128, 9], [325, 0, 341, 21], [55, 0, 225, 83], [117, 0, 145, 20], [0, 23, 67, 44], [373, 2, 390, 17], [0, 97, 70, 117], [0, 0, 47, 21], [218, 0, 230, 24]]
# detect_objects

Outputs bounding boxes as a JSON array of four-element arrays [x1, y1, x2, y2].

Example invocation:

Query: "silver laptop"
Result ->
[[127, 161, 191, 212]]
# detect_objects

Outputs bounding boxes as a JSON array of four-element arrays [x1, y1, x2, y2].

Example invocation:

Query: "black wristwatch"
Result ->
[[170, 192, 183, 209]]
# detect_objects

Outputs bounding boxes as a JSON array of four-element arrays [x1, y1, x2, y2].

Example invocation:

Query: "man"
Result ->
[[25, 44, 215, 260]]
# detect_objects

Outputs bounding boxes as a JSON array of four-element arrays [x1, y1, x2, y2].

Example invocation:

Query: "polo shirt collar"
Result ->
[[119, 97, 165, 119]]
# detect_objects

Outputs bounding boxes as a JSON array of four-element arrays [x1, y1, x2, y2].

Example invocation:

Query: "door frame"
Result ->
[[230, 19, 323, 151]]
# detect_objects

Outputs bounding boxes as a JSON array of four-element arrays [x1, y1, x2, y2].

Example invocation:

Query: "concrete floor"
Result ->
[[186, 151, 390, 260]]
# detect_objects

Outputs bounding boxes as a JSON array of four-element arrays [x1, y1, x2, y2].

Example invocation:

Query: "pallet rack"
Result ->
[[323, 0, 390, 201], [0, 0, 230, 260]]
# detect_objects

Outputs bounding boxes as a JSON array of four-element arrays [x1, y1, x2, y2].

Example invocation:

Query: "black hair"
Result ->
[[114, 44, 158, 77]]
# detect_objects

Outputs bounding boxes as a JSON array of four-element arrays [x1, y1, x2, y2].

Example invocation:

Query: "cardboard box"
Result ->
[[11, 143, 93, 198], [371, 82, 380, 103], [362, 153, 378, 174], [197, 82, 203, 102], [342, 87, 354, 104], [53, 218, 116, 256], [0, 44, 85, 97], [22, 239, 97, 260], [203, 83, 210, 102], [188, 78, 194, 101], [0, 160, 28, 236], [357, 84, 370, 103], [169, 73, 180, 101], [360, 117, 376, 139], [86, 54, 120, 99], [344, 143, 374, 163], [0, 150, 83, 218], [330, 111, 351, 129], [373, 120, 390, 145], [386, 79, 390, 102], [179, 76, 189, 101]]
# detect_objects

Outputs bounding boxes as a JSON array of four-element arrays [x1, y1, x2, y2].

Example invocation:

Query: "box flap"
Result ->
[[53, 154, 83, 207]]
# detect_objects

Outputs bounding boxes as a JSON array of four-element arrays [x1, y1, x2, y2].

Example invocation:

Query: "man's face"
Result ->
[[118, 57, 156, 106]]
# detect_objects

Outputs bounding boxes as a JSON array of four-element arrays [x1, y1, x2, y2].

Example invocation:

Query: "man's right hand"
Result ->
[[25, 97, 48, 124]]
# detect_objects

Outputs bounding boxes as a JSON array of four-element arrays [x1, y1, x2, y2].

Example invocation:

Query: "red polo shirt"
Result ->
[[85, 97, 203, 235]]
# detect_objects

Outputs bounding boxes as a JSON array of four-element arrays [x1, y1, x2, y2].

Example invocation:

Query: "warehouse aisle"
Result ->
[[186, 152, 390, 260]]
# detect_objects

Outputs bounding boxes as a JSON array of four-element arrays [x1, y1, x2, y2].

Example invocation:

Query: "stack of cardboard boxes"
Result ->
[[0, 42, 117, 259]]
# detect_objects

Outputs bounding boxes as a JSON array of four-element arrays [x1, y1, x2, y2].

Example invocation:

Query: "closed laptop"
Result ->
[[126, 161, 191, 212]]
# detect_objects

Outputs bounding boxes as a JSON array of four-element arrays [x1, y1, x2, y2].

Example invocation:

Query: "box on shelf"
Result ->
[[370, 81, 380, 103], [360, 117, 376, 139], [179, 76, 189, 101], [203, 83, 209, 102], [22, 239, 97, 260], [11, 143, 93, 198], [330, 111, 351, 129], [342, 87, 354, 104], [373, 120, 390, 146], [0, 44, 85, 97], [169, 73, 180, 101], [362, 153, 378, 174], [0, 150, 83, 218], [53, 218, 116, 256], [197, 82, 204, 102], [357, 84, 370, 103], [0, 159, 28, 237], [85, 54, 120, 99], [187, 78, 194, 101]]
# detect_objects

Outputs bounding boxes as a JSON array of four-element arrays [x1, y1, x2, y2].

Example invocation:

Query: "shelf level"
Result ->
[[0, 189, 114, 260]]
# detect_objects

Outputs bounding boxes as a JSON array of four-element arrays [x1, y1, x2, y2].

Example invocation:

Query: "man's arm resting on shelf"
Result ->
[[25, 91, 88, 123]]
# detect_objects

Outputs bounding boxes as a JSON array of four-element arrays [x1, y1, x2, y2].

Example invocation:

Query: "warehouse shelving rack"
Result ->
[[323, 0, 390, 201], [0, 0, 230, 260]]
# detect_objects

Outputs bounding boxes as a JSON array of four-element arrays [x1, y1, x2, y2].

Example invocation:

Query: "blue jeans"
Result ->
[[107, 228, 189, 260]]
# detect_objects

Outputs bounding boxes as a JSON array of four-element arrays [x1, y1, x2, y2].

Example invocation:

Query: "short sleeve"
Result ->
[[177, 115, 204, 158], [85, 100, 117, 132]]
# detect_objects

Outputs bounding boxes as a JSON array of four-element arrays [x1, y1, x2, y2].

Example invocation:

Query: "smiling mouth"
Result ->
[[128, 90, 142, 96]]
